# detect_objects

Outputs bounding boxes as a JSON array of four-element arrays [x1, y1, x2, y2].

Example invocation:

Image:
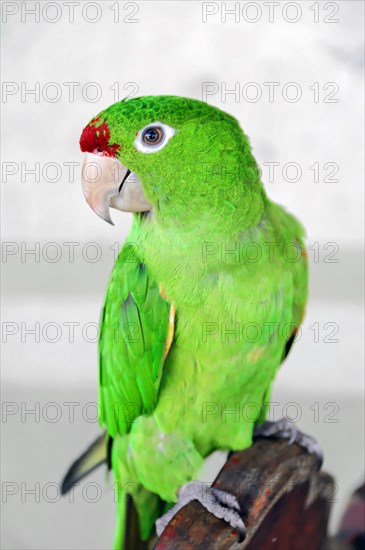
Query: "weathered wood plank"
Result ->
[[154, 438, 334, 550]]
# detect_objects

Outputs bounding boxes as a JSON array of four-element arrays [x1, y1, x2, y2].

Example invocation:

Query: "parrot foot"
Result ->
[[155, 481, 246, 542], [253, 418, 323, 467]]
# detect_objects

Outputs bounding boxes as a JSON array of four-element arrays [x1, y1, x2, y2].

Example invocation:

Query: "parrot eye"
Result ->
[[142, 127, 163, 144], [135, 122, 176, 154]]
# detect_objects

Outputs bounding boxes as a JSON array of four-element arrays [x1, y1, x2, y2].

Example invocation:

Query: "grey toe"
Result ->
[[254, 418, 323, 464], [155, 481, 246, 540]]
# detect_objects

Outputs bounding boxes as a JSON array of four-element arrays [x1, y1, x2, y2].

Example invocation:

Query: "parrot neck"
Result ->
[[147, 186, 267, 241], [131, 195, 271, 289], [134, 186, 267, 248]]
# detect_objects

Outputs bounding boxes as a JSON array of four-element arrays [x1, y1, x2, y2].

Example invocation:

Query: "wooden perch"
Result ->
[[154, 438, 335, 550]]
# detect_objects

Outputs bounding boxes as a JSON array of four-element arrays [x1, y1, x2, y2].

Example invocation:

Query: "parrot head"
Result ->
[[80, 96, 265, 228]]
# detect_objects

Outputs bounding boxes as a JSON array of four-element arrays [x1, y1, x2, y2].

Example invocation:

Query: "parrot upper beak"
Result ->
[[81, 152, 153, 225]]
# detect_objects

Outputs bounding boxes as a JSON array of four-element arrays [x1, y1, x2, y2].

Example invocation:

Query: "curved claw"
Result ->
[[156, 481, 246, 541], [253, 418, 323, 467]]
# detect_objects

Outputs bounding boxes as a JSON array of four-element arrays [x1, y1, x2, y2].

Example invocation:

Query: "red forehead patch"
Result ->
[[79, 117, 120, 157]]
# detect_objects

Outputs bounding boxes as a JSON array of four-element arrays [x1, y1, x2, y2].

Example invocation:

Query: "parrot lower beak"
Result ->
[[81, 152, 153, 225]]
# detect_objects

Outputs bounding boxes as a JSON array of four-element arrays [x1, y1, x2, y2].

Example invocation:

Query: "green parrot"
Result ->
[[62, 96, 320, 548]]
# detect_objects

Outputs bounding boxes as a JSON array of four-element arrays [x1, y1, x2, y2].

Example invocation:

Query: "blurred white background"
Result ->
[[1, 1, 364, 548]]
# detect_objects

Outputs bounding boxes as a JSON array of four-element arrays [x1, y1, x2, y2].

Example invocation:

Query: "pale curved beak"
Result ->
[[81, 153, 152, 224]]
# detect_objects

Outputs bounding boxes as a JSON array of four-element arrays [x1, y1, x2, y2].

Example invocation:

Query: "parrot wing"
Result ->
[[98, 241, 172, 437]]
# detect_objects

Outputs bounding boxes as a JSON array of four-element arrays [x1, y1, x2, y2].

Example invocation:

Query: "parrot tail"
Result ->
[[114, 493, 149, 550], [61, 433, 158, 548], [60, 432, 111, 495]]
